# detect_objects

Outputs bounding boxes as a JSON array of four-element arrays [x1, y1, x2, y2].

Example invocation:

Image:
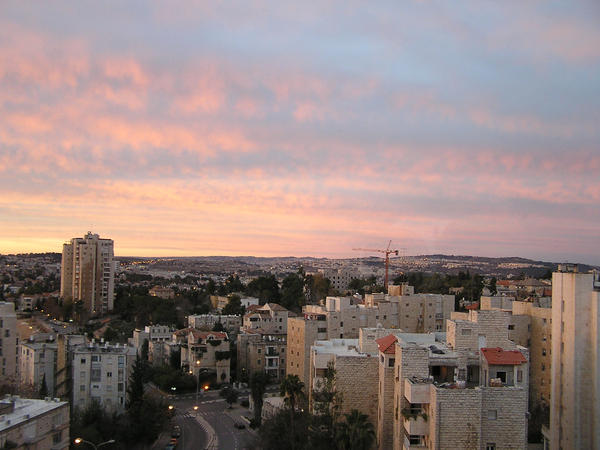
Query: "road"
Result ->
[[158, 391, 256, 450]]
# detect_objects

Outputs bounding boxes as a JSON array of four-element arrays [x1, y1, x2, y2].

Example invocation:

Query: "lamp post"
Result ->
[[74, 438, 116, 449]]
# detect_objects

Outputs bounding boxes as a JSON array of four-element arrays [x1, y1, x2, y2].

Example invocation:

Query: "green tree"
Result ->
[[222, 294, 245, 315], [141, 338, 149, 361], [280, 374, 305, 450], [280, 273, 304, 311], [226, 387, 239, 408], [212, 320, 225, 332], [247, 275, 281, 304], [250, 371, 270, 425], [335, 409, 375, 450], [126, 355, 145, 410], [310, 361, 343, 449]]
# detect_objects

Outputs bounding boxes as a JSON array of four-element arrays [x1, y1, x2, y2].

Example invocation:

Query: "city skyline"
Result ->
[[1, 2, 599, 265]]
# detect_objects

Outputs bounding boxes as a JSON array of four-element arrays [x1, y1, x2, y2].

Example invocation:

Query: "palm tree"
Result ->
[[280, 374, 305, 450], [250, 371, 270, 425], [336, 409, 375, 450]]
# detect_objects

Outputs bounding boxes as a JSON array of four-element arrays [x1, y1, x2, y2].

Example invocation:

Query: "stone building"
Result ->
[[19, 341, 57, 397], [60, 232, 115, 316], [287, 288, 454, 387], [318, 267, 359, 291], [309, 338, 379, 427], [242, 303, 290, 334], [0, 302, 17, 383], [176, 329, 231, 384], [0, 395, 70, 450], [55, 334, 86, 400], [380, 327, 529, 450], [237, 330, 287, 382], [71, 341, 136, 412], [188, 314, 242, 333], [132, 325, 173, 353], [550, 266, 600, 450]]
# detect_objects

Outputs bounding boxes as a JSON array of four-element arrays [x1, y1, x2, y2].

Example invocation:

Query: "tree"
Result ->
[[212, 320, 225, 332], [141, 338, 149, 361], [280, 273, 304, 311], [226, 387, 239, 408], [310, 361, 343, 449], [335, 410, 375, 450], [222, 294, 245, 316], [250, 371, 270, 425], [126, 355, 145, 411], [280, 374, 305, 450], [247, 275, 280, 304], [38, 374, 48, 398]]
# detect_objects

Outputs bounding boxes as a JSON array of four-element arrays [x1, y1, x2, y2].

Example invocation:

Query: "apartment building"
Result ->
[[309, 338, 379, 427], [60, 232, 115, 316], [550, 266, 600, 450], [237, 330, 287, 382], [318, 268, 359, 291], [479, 297, 552, 439], [0, 302, 17, 383], [132, 325, 173, 353], [0, 395, 70, 450], [288, 290, 454, 387], [71, 341, 136, 412], [176, 329, 231, 384], [19, 341, 57, 397], [188, 314, 242, 332], [55, 334, 86, 400], [243, 303, 290, 334], [379, 308, 529, 450]]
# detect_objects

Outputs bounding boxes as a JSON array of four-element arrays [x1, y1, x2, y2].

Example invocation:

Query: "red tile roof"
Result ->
[[481, 347, 526, 365], [376, 334, 398, 355]]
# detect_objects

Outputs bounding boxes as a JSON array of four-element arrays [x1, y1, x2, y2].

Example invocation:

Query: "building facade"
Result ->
[[60, 232, 115, 316], [0, 302, 17, 383], [237, 330, 287, 382], [550, 266, 600, 450], [19, 341, 57, 397], [0, 395, 70, 450], [71, 341, 136, 412], [176, 329, 231, 384]]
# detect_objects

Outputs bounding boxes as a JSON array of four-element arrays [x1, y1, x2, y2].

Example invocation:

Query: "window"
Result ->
[[53, 431, 62, 445], [91, 368, 101, 382], [118, 383, 124, 392], [340, 322, 344, 327], [542, 349, 546, 356], [508, 325, 515, 330], [91, 355, 100, 362], [388, 358, 395, 367], [486, 445, 496, 450], [461, 328, 472, 336], [517, 370, 523, 383], [541, 363, 545, 371], [107, 372, 112, 377], [80, 385, 85, 392], [257, 360, 261, 365], [258, 349, 261, 354], [317, 328, 327, 333], [488, 410, 497, 420]]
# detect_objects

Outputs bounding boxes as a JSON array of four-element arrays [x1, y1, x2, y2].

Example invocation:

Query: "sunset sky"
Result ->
[[1, 1, 599, 264]]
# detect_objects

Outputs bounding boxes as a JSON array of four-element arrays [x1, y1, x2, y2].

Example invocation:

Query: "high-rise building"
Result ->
[[0, 302, 17, 384], [60, 232, 115, 316], [550, 265, 600, 450]]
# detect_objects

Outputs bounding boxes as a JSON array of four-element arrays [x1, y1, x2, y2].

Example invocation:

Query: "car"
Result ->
[[234, 422, 246, 429], [164, 445, 176, 450], [171, 425, 181, 438]]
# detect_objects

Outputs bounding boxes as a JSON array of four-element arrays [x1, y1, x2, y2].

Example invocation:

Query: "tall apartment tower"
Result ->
[[60, 232, 115, 316], [550, 265, 600, 450]]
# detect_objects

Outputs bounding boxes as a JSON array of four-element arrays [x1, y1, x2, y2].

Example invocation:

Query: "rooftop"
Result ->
[[376, 334, 398, 355], [481, 347, 527, 365], [312, 339, 364, 357], [0, 396, 68, 432]]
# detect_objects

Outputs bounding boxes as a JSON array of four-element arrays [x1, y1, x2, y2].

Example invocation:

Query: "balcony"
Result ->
[[403, 416, 428, 436], [404, 378, 431, 404], [403, 435, 427, 450]]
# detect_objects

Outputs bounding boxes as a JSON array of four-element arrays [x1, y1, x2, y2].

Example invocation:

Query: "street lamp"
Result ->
[[74, 438, 116, 449]]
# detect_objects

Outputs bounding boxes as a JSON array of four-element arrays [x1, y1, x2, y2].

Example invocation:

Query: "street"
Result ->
[[153, 391, 257, 450]]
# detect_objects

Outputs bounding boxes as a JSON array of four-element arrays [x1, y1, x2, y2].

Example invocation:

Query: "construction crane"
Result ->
[[353, 240, 399, 292]]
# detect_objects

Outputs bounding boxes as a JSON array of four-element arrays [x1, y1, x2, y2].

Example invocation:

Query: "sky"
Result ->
[[0, 1, 599, 265]]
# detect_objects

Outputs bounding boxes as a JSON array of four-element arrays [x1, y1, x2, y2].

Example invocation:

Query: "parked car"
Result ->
[[171, 425, 181, 438], [234, 421, 246, 429]]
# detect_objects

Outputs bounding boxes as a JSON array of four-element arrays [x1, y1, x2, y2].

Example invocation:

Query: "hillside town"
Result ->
[[0, 233, 598, 449]]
